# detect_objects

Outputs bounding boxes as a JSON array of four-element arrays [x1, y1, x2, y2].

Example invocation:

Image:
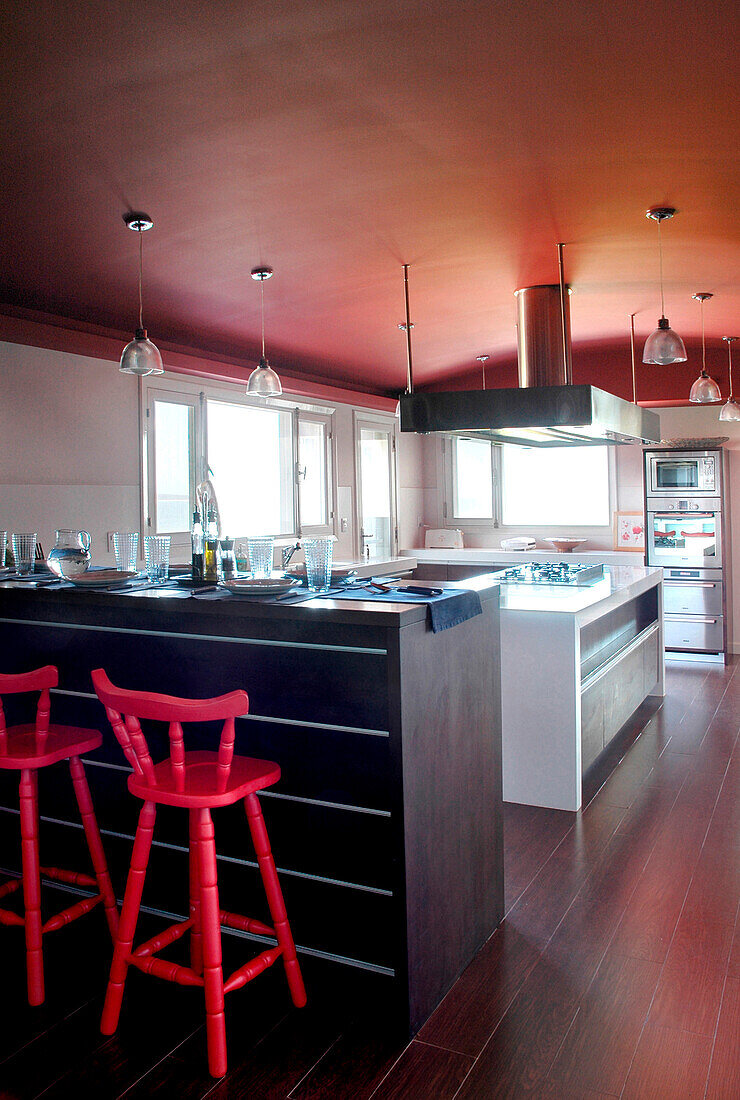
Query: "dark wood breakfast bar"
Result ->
[[0, 577, 503, 1035]]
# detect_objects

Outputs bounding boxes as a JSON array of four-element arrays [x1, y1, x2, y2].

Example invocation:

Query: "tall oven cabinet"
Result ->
[[644, 447, 730, 661]]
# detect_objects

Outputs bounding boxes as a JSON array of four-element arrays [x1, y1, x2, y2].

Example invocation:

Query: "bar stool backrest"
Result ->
[[91, 668, 249, 794], [0, 665, 57, 749]]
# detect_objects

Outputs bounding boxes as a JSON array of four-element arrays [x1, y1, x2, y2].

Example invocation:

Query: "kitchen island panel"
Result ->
[[394, 606, 504, 1028], [0, 580, 503, 1035]]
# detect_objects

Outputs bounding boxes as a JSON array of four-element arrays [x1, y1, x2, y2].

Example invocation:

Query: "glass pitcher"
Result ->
[[48, 529, 91, 578]]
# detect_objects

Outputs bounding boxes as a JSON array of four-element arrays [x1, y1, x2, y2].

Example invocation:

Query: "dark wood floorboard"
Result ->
[[0, 658, 737, 1098]]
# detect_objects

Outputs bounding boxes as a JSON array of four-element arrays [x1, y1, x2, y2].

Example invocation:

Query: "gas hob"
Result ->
[[499, 562, 605, 586]]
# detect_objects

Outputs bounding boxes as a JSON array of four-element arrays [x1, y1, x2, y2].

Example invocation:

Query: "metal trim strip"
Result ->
[[0, 806, 392, 895], [0, 617, 387, 656], [51, 688, 391, 738]]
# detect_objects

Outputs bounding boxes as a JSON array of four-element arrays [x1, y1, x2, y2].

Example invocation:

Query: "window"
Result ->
[[143, 376, 334, 545], [206, 400, 294, 536], [446, 437, 612, 528], [500, 445, 610, 526], [451, 436, 495, 519]]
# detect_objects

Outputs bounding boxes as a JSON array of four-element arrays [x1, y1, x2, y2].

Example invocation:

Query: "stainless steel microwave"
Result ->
[[646, 450, 721, 497]]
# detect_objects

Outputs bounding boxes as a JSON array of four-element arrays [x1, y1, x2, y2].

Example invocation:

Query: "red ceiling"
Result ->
[[1, 0, 738, 395]]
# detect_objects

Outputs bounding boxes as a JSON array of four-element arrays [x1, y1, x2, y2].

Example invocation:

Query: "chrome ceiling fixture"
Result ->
[[642, 207, 687, 365], [119, 212, 164, 376], [476, 354, 489, 390], [246, 267, 282, 397], [719, 337, 740, 421], [689, 293, 721, 403]]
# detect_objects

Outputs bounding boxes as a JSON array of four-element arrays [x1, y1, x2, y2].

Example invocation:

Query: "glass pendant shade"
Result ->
[[718, 397, 740, 421], [689, 372, 722, 403], [246, 355, 282, 396], [642, 318, 687, 365], [719, 337, 740, 419], [119, 328, 164, 376]]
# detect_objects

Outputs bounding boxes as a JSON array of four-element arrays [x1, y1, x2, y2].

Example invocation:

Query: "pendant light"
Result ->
[[719, 337, 740, 421], [477, 354, 489, 390], [246, 267, 282, 397], [119, 212, 164, 376], [689, 293, 722, 403], [642, 207, 687, 365]]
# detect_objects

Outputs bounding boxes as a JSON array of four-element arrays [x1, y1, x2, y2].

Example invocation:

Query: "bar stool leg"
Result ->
[[189, 810, 203, 976], [195, 808, 227, 1078], [244, 793, 306, 1008], [68, 755, 119, 941], [101, 800, 156, 1035], [19, 768, 44, 1006]]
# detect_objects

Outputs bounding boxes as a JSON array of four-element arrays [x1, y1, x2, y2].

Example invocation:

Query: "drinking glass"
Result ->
[[247, 537, 274, 579], [143, 535, 171, 582], [112, 531, 139, 572], [302, 536, 334, 591], [12, 532, 37, 576]]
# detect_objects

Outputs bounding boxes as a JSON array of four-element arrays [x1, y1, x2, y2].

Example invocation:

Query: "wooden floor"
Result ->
[[0, 658, 738, 1099]]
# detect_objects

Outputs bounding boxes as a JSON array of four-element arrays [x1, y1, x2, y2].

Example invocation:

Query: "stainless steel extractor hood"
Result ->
[[399, 284, 661, 447]]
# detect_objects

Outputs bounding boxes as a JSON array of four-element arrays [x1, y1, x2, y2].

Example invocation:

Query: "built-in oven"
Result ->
[[646, 450, 721, 497], [646, 499, 722, 570]]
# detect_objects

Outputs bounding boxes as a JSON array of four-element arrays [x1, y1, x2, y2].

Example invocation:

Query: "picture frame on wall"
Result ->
[[613, 510, 645, 552]]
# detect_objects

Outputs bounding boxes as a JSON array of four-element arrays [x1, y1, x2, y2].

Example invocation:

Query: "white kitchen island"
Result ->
[[406, 554, 664, 811], [496, 565, 664, 811]]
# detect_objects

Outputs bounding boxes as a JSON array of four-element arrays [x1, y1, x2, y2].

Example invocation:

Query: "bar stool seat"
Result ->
[[0, 666, 119, 1006], [128, 750, 281, 808], [92, 668, 306, 1079], [0, 723, 104, 770]]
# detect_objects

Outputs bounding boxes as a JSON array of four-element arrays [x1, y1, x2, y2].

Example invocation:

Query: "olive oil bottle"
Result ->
[[204, 508, 219, 582]]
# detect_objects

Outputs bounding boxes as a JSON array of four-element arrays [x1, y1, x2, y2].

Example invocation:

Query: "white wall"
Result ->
[[0, 340, 424, 567], [0, 342, 141, 562]]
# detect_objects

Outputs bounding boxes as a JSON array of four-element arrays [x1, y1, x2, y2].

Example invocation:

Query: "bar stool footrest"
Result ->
[[132, 917, 193, 959], [128, 953, 205, 987], [219, 909, 276, 938], [0, 904, 26, 927], [43, 893, 103, 932], [39, 866, 98, 890], [223, 946, 284, 994], [0, 876, 22, 901]]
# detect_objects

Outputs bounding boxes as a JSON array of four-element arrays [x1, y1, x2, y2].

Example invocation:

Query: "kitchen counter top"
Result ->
[[0, 568, 495, 632], [493, 565, 662, 620], [403, 547, 644, 567]]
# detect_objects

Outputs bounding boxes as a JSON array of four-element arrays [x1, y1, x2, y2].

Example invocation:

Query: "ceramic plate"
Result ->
[[68, 570, 139, 587], [222, 578, 301, 596]]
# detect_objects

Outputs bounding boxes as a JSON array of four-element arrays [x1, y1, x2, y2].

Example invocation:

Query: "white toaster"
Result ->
[[425, 528, 464, 549]]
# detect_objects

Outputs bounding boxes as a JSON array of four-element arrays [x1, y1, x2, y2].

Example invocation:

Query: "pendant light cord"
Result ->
[[657, 218, 666, 319], [138, 227, 144, 331], [261, 278, 266, 358], [701, 296, 707, 374], [728, 340, 736, 399]]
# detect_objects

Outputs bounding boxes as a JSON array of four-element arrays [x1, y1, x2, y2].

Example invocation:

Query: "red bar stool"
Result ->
[[0, 665, 119, 1005], [91, 668, 306, 1078]]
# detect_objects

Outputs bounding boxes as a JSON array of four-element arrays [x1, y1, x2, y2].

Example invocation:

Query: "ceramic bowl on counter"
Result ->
[[546, 537, 588, 553]]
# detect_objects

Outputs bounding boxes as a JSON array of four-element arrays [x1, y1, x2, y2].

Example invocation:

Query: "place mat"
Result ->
[[328, 585, 483, 632]]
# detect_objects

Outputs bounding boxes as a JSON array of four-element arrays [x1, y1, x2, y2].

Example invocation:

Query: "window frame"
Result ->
[[442, 434, 616, 532], [352, 412, 399, 560], [141, 372, 336, 551]]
